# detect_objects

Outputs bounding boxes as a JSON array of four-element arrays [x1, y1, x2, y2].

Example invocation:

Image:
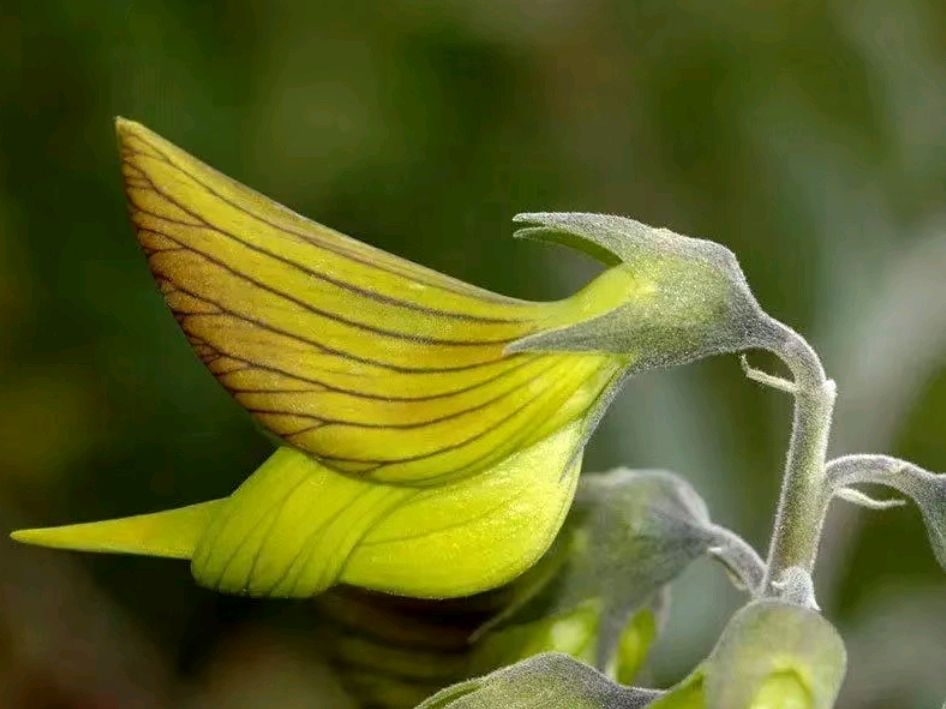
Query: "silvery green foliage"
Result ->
[[827, 455, 946, 571], [475, 469, 764, 670], [424, 601, 846, 709], [508, 213, 771, 372], [415, 653, 659, 709]]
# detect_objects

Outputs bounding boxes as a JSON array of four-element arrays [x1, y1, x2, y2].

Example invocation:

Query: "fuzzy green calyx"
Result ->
[[510, 213, 768, 371]]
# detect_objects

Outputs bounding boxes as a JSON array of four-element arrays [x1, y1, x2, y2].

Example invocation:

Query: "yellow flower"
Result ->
[[11, 120, 764, 600], [11, 120, 634, 599]]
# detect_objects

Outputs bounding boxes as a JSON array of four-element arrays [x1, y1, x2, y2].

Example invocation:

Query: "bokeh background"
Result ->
[[2, 1, 945, 707]]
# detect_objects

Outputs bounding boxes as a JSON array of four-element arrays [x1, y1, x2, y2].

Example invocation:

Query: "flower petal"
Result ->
[[116, 119, 626, 484]]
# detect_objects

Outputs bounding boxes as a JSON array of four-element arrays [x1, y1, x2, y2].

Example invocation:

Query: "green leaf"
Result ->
[[416, 653, 659, 709], [610, 604, 660, 685], [647, 670, 706, 708]]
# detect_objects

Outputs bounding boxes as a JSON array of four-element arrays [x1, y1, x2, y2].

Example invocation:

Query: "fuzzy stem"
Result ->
[[756, 317, 836, 596], [705, 523, 767, 595]]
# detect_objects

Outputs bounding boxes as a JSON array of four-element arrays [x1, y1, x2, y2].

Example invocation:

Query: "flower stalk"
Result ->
[[753, 316, 837, 599]]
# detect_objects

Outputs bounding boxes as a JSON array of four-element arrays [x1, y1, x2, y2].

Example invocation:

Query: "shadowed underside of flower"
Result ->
[[10, 120, 640, 599]]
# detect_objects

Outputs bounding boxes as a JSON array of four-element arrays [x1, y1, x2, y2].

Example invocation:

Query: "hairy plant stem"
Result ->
[[757, 317, 836, 598]]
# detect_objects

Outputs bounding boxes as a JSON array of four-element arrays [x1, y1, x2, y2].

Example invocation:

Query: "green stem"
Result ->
[[757, 317, 836, 598]]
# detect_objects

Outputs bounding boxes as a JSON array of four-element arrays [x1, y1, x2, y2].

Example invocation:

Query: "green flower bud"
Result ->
[[653, 600, 846, 709], [417, 653, 658, 709]]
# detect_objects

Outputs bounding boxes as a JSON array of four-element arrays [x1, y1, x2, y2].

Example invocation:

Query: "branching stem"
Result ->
[[754, 317, 837, 598]]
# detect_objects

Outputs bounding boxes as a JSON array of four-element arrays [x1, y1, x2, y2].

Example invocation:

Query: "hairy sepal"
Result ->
[[509, 213, 769, 372]]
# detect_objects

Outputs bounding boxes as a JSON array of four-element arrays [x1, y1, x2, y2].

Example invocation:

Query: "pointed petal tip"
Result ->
[[9, 528, 37, 544], [7, 501, 223, 560], [114, 115, 141, 138], [114, 117, 163, 153], [9, 524, 93, 551]]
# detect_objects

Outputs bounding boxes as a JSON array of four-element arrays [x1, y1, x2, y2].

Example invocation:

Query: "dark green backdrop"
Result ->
[[1, 2, 944, 707]]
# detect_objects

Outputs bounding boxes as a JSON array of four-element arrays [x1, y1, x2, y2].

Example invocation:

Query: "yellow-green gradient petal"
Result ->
[[116, 118, 634, 484], [13, 418, 585, 600], [344, 419, 584, 596], [194, 418, 585, 598], [10, 500, 222, 559]]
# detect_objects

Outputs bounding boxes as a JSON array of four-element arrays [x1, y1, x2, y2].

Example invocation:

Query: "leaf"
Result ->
[[646, 671, 705, 708], [655, 604, 843, 709], [643, 600, 845, 709], [610, 603, 661, 684], [416, 653, 659, 709]]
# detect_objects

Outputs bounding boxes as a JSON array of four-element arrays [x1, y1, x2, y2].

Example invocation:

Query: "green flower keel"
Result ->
[[13, 418, 585, 599]]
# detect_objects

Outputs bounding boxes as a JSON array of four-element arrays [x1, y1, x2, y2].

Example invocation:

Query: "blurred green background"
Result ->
[[1, 1, 944, 707]]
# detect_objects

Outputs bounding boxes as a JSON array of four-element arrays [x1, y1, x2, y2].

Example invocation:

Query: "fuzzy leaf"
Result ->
[[416, 653, 659, 709], [705, 601, 846, 709]]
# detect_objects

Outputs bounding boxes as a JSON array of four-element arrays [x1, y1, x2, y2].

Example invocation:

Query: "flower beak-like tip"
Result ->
[[507, 212, 769, 372]]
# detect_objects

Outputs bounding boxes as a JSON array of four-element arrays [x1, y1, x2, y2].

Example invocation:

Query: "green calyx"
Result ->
[[509, 213, 768, 371]]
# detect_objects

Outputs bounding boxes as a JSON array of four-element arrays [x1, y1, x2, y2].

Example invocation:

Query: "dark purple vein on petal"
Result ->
[[240, 357, 564, 431], [141, 220, 523, 347], [122, 144, 532, 311]]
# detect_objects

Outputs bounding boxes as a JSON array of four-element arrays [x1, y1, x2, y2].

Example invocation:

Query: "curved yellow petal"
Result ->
[[116, 118, 634, 484], [10, 120, 646, 607], [343, 419, 584, 596], [193, 417, 584, 598], [13, 422, 587, 600]]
